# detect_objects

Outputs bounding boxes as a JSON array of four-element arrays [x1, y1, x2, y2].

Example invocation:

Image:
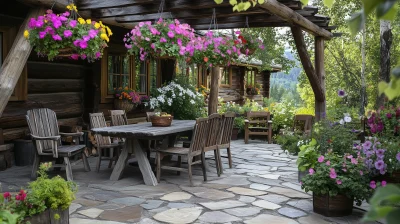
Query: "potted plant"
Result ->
[[237, 31, 264, 56], [0, 162, 76, 223], [301, 152, 381, 217], [191, 30, 242, 67], [246, 83, 260, 96], [114, 87, 141, 112], [232, 116, 245, 140], [124, 19, 196, 62], [296, 138, 319, 182], [138, 95, 150, 111], [24, 4, 111, 61]]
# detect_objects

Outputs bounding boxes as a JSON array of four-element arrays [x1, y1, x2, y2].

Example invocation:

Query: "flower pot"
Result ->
[[313, 193, 353, 217], [57, 47, 76, 57], [298, 170, 307, 183], [114, 99, 136, 112], [24, 207, 69, 224], [231, 128, 239, 140], [240, 47, 256, 56], [151, 116, 173, 127]]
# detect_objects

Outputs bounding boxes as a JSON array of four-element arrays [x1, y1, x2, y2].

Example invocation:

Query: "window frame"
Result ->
[[245, 68, 256, 86], [219, 67, 232, 88], [1, 27, 27, 101]]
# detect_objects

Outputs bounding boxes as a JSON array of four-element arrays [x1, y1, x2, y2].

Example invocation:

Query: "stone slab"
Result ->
[[238, 196, 256, 203], [167, 203, 197, 209], [252, 200, 281, 210], [69, 203, 82, 214], [287, 200, 313, 212], [298, 214, 334, 224], [100, 205, 143, 222], [248, 177, 282, 186], [208, 175, 250, 186], [249, 183, 271, 191], [227, 187, 267, 196], [198, 211, 242, 223], [278, 207, 307, 218], [109, 197, 146, 206], [267, 187, 311, 199], [181, 186, 235, 200], [141, 200, 164, 210], [160, 192, 192, 201], [69, 218, 125, 224], [77, 208, 104, 218], [244, 214, 299, 224], [259, 174, 281, 179], [257, 194, 290, 204], [200, 200, 247, 210], [223, 207, 262, 217], [153, 207, 203, 224]]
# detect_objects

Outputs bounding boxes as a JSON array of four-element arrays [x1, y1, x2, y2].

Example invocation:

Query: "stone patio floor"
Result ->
[[0, 140, 377, 224]]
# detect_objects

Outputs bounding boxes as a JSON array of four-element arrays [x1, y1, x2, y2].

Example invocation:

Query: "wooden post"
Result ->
[[0, 8, 45, 117], [315, 37, 326, 121], [208, 66, 220, 115]]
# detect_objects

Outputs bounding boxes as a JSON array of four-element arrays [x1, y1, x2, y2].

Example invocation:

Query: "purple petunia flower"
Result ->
[[88, 29, 98, 38], [329, 168, 337, 179], [396, 152, 400, 162], [375, 149, 385, 159], [363, 141, 372, 150], [160, 37, 167, 43], [338, 89, 346, 97], [95, 52, 101, 58], [309, 168, 315, 175], [370, 181, 376, 189], [80, 54, 87, 60], [79, 41, 88, 49], [375, 160, 385, 170], [69, 20, 77, 28], [52, 34, 62, 41], [386, 113, 392, 119], [167, 31, 175, 38], [39, 31, 46, 39], [63, 30, 72, 38]]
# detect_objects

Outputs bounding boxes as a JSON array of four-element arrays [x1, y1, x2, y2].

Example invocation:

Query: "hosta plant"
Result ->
[[25, 4, 111, 61]]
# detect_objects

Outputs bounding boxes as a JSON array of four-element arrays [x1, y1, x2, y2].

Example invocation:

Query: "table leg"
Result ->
[[132, 138, 158, 186], [110, 141, 131, 181]]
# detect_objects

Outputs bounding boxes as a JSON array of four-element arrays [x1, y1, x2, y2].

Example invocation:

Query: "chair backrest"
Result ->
[[26, 108, 61, 154], [246, 111, 271, 128], [220, 112, 235, 145], [110, 110, 128, 126], [89, 113, 112, 146], [205, 113, 222, 148], [146, 112, 156, 122], [293, 114, 313, 133], [189, 117, 209, 155]]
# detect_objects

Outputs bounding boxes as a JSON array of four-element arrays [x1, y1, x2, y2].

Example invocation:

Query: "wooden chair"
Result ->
[[217, 112, 235, 172], [244, 111, 273, 144], [26, 108, 90, 181], [110, 110, 128, 127], [89, 113, 122, 172], [203, 113, 223, 176], [293, 114, 314, 136], [156, 118, 209, 186]]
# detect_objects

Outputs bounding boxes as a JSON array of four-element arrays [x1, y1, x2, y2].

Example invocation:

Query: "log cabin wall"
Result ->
[[218, 66, 243, 103]]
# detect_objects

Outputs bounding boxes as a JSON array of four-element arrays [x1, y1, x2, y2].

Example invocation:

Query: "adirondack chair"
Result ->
[[26, 108, 90, 181], [89, 113, 122, 172], [217, 112, 235, 172], [156, 117, 209, 186], [293, 114, 314, 136], [204, 113, 223, 176], [244, 111, 273, 144]]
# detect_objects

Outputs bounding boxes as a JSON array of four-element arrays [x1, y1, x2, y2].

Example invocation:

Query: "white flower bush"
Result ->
[[149, 81, 206, 119]]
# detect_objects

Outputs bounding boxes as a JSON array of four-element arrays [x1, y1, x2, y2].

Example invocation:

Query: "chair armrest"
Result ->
[[268, 120, 273, 124], [244, 119, 249, 123], [59, 132, 84, 137], [31, 134, 61, 141]]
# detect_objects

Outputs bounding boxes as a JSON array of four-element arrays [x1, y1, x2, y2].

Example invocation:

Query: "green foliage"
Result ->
[[270, 100, 296, 131], [301, 152, 374, 205], [296, 138, 319, 171], [233, 116, 245, 132], [0, 209, 21, 224], [363, 184, 400, 224], [276, 133, 309, 155], [379, 72, 400, 101], [214, 0, 265, 12]]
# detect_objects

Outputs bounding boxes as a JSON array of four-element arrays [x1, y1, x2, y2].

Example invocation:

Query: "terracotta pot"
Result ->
[[24, 208, 69, 224], [313, 193, 353, 217], [114, 99, 136, 112], [231, 128, 239, 140], [240, 47, 256, 55]]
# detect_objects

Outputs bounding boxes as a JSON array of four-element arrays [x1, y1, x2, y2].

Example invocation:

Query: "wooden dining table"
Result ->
[[91, 120, 196, 186]]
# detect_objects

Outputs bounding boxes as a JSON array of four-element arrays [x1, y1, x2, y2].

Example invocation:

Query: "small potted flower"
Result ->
[[301, 152, 383, 217], [24, 3, 111, 61], [114, 87, 141, 112], [237, 31, 264, 56], [246, 83, 260, 95]]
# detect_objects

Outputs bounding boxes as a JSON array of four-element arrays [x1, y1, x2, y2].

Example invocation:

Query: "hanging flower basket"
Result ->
[[124, 19, 196, 62], [237, 31, 264, 56], [114, 87, 141, 112], [24, 3, 112, 62], [240, 47, 256, 56]]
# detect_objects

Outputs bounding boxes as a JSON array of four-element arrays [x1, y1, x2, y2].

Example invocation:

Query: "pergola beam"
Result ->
[[260, 0, 333, 39], [191, 21, 330, 30], [77, 0, 158, 10]]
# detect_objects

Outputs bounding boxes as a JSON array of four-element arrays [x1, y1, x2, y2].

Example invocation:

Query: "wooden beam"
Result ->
[[290, 26, 324, 102], [260, 0, 332, 39], [0, 8, 45, 117], [191, 21, 330, 30], [315, 36, 326, 121], [77, 0, 158, 10], [208, 67, 220, 115]]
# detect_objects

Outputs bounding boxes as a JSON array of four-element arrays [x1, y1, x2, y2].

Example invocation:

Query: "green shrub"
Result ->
[[276, 134, 303, 155]]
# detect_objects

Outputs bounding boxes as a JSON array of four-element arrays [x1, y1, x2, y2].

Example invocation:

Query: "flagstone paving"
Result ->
[[0, 140, 377, 223]]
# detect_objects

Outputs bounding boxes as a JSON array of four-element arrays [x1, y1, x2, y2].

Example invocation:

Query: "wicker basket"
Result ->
[[313, 193, 353, 217], [151, 115, 174, 127], [58, 47, 76, 57], [240, 47, 256, 56], [114, 99, 136, 112]]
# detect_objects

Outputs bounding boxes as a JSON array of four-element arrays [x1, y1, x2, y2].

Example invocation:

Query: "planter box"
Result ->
[[25, 208, 69, 224], [313, 194, 353, 217]]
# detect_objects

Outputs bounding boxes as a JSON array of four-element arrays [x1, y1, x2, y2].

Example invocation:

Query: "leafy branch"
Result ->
[[214, 0, 265, 12]]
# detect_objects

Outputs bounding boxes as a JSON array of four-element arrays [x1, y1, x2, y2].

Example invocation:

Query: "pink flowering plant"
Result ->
[[24, 4, 111, 61], [366, 105, 400, 138], [237, 31, 264, 55], [124, 19, 196, 62], [301, 152, 385, 205], [114, 87, 141, 105], [191, 31, 242, 67]]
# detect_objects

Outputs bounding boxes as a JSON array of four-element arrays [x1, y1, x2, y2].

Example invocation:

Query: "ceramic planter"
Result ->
[[313, 193, 353, 217]]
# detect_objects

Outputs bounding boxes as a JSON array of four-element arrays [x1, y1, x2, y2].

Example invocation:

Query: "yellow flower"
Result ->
[[86, 19, 92, 24], [66, 5, 72, 10], [78, 18, 85, 25], [106, 26, 113, 36], [23, 30, 29, 38], [100, 33, 109, 42], [94, 22, 100, 29], [66, 3, 78, 12], [101, 27, 106, 34], [99, 21, 104, 27]]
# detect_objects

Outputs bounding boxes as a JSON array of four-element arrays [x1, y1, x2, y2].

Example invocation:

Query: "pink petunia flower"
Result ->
[[63, 30, 73, 38], [325, 161, 330, 166], [95, 52, 101, 58], [351, 158, 358, 164], [69, 20, 77, 28], [79, 41, 88, 49], [329, 168, 337, 179], [52, 19, 62, 29], [370, 181, 376, 189], [80, 54, 87, 59], [88, 29, 98, 38], [125, 44, 132, 49], [52, 34, 62, 41], [318, 155, 325, 163], [381, 181, 387, 187], [150, 43, 155, 49], [309, 168, 315, 175], [160, 37, 167, 43], [70, 54, 79, 60], [39, 31, 47, 39], [36, 20, 44, 28], [167, 31, 175, 38], [73, 40, 80, 47], [336, 179, 342, 185], [82, 35, 90, 42]]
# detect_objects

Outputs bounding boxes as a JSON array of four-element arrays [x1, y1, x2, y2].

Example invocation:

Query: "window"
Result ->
[[149, 59, 158, 94], [136, 60, 147, 94], [220, 67, 231, 87], [246, 68, 256, 86], [187, 64, 199, 87], [107, 55, 131, 95]]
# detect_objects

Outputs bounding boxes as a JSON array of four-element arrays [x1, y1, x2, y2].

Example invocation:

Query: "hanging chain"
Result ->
[[208, 8, 219, 31], [245, 16, 249, 28], [156, 0, 166, 22]]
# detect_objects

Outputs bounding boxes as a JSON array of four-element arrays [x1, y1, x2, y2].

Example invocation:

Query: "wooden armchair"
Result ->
[[26, 108, 90, 181], [293, 114, 314, 136], [156, 118, 209, 186], [110, 109, 128, 142], [204, 114, 223, 176], [218, 112, 235, 172], [244, 111, 273, 144], [89, 113, 122, 172]]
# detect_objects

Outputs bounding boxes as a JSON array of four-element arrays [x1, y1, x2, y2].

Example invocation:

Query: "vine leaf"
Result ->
[[214, 0, 223, 4], [323, 0, 335, 8]]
